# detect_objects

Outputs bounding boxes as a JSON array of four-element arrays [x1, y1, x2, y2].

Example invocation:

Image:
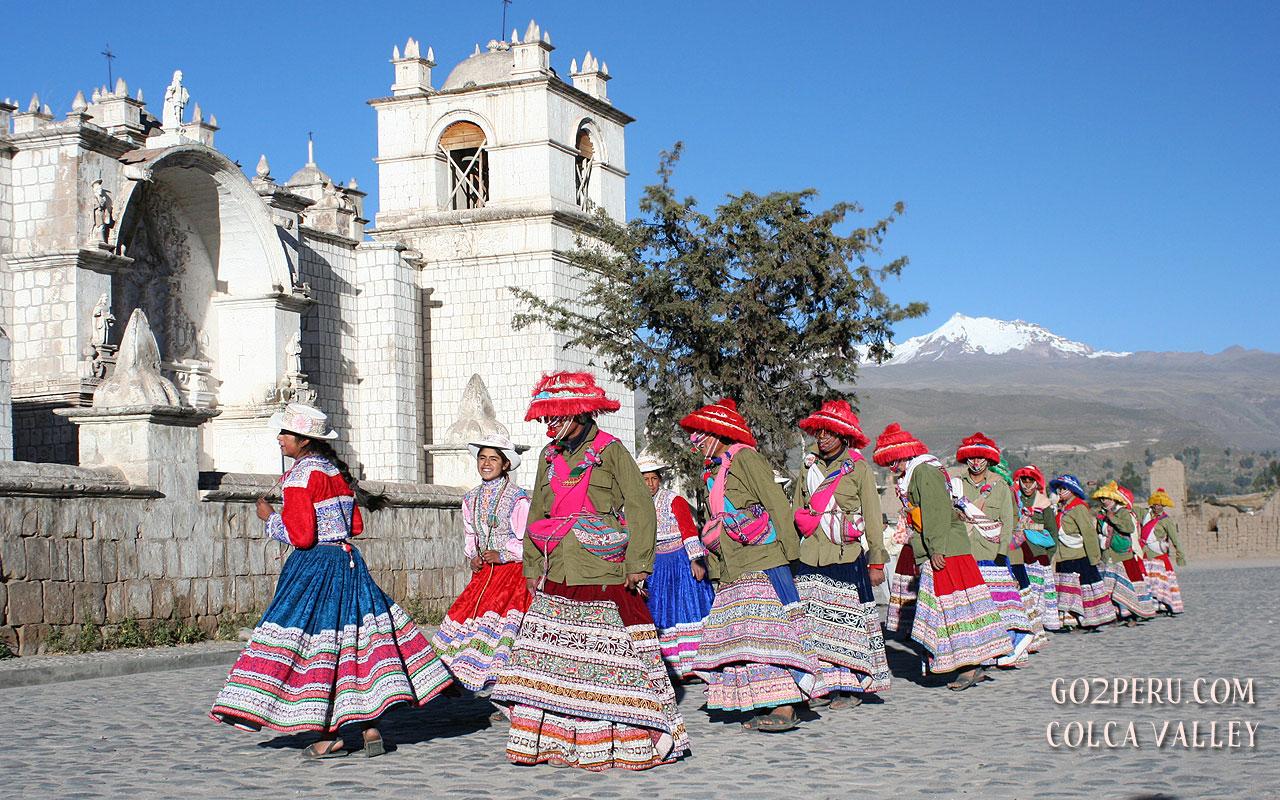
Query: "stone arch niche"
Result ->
[[113, 145, 303, 472]]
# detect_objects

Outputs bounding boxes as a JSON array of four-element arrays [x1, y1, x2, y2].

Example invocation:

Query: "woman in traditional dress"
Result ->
[[210, 403, 452, 758], [790, 399, 890, 710], [683, 398, 826, 732], [1049, 474, 1117, 631], [636, 453, 715, 679], [1141, 488, 1186, 615], [1094, 481, 1157, 625], [875, 423, 1011, 690], [491, 372, 688, 771], [430, 434, 532, 704], [953, 433, 1034, 668], [1012, 464, 1060, 641]]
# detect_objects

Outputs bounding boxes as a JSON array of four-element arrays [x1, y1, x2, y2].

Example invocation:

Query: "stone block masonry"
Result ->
[[0, 464, 467, 654]]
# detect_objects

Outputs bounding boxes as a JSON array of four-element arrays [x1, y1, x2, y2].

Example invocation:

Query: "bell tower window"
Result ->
[[574, 128, 595, 210], [439, 121, 488, 210]]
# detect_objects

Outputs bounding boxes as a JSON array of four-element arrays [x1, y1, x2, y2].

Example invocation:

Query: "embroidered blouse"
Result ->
[[265, 454, 363, 549], [654, 487, 705, 561], [461, 477, 530, 563]]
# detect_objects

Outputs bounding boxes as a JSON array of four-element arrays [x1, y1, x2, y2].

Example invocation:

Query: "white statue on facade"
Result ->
[[91, 179, 114, 243], [162, 70, 188, 130], [91, 293, 115, 348]]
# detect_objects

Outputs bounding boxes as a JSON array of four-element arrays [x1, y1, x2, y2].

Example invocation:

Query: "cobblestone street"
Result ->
[[2, 563, 1275, 799]]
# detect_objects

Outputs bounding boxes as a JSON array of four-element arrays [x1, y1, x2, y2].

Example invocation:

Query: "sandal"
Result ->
[[808, 695, 832, 709], [829, 694, 863, 711], [303, 740, 348, 759], [756, 712, 799, 733], [363, 737, 385, 759], [947, 669, 984, 692]]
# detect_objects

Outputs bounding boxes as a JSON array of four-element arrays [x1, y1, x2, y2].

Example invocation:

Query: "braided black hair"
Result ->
[[306, 441, 386, 512]]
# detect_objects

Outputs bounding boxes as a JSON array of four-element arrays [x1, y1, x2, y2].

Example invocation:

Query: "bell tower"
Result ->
[[369, 21, 635, 481]]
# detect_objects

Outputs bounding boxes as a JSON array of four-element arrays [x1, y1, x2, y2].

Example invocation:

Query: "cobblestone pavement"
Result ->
[[2, 564, 1275, 799]]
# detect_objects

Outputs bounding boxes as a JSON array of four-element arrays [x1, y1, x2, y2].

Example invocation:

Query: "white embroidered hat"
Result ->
[[269, 402, 339, 441], [468, 433, 521, 471], [635, 452, 670, 474]]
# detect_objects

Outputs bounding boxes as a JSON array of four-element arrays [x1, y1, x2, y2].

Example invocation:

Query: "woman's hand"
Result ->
[[625, 572, 649, 594], [690, 560, 707, 582], [255, 497, 274, 522], [868, 565, 886, 587], [481, 549, 501, 565], [470, 555, 483, 572], [526, 577, 540, 596], [930, 553, 947, 571]]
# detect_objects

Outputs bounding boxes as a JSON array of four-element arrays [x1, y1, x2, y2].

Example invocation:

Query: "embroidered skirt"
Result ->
[[692, 565, 827, 711], [1026, 560, 1061, 632], [491, 580, 688, 771], [1102, 559, 1158, 619], [430, 562, 531, 692], [646, 548, 715, 678], [210, 544, 451, 733], [977, 560, 1034, 634], [792, 556, 891, 694], [1055, 558, 1117, 627], [1143, 555, 1184, 614], [912, 554, 1012, 674], [1009, 563, 1048, 655], [886, 545, 919, 634]]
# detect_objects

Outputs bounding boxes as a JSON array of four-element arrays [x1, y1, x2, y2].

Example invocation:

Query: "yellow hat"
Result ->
[[1091, 480, 1126, 505], [1148, 487, 1174, 508]]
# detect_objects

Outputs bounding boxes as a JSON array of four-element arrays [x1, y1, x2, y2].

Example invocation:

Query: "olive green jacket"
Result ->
[[1017, 490, 1059, 562], [791, 448, 887, 567], [1100, 506, 1137, 564], [708, 446, 798, 584], [957, 470, 1014, 563], [524, 424, 657, 586], [1148, 515, 1185, 561], [1056, 501, 1102, 565], [908, 461, 971, 564]]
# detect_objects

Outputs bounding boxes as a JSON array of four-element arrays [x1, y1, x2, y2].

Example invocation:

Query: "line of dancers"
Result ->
[[209, 371, 1186, 769]]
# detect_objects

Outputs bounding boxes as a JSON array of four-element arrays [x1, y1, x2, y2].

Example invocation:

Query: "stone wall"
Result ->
[[1179, 493, 1280, 560], [0, 462, 468, 655]]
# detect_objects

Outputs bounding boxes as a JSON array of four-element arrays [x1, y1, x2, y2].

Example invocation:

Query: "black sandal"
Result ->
[[756, 711, 799, 733], [947, 669, 984, 692]]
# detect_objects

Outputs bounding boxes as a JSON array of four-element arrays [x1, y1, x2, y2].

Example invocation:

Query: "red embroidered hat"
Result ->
[[679, 398, 757, 447], [872, 422, 927, 466], [524, 371, 621, 421], [797, 399, 870, 449], [1012, 464, 1046, 491], [956, 432, 1001, 463]]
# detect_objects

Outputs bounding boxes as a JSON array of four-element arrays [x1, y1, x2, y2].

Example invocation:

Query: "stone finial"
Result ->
[[192, 103, 203, 123], [511, 19, 554, 77], [571, 50, 612, 102], [391, 34, 436, 96], [524, 19, 541, 42], [511, 28, 520, 44], [92, 309, 182, 409], [473, 43, 482, 56], [115, 77, 128, 97], [71, 91, 88, 112], [392, 44, 401, 60], [255, 154, 271, 179], [28, 93, 40, 113], [136, 87, 144, 102], [443, 374, 509, 443]]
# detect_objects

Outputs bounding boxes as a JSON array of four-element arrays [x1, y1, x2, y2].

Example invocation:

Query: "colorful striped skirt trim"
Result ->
[[1009, 563, 1048, 655], [792, 557, 891, 694], [692, 566, 827, 711], [1102, 560, 1158, 619], [646, 548, 715, 678], [912, 554, 1012, 674], [1026, 561, 1061, 632], [977, 561, 1034, 634], [210, 545, 451, 733], [1143, 557, 1184, 614], [491, 581, 688, 771], [1056, 558, 1117, 627], [887, 545, 919, 634], [430, 562, 531, 692]]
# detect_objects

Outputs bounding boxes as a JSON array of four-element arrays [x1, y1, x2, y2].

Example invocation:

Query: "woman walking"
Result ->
[[210, 403, 451, 758], [1049, 474, 1117, 631], [491, 372, 688, 770], [875, 423, 1011, 691], [1141, 488, 1186, 615], [791, 399, 890, 709], [1094, 481, 1157, 625], [1012, 465, 1060, 639], [636, 453, 715, 679], [431, 434, 532, 700], [684, 398, 827, 732]]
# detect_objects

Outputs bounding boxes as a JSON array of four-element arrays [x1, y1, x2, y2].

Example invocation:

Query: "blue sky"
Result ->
[[4, 1, 1277, 353]]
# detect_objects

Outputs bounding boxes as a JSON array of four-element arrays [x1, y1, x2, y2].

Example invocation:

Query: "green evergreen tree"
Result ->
[[512, 144, 925, 475]]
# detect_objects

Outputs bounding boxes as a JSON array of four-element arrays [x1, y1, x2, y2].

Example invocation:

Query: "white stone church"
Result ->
[[0, 20, 635, 485]]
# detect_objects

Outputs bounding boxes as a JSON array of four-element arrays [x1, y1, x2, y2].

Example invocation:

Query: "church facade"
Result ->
[[0, 20, 634, 484]]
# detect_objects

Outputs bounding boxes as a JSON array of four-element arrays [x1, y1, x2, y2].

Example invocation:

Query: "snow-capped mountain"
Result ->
[[876, 313, 1130, 365]]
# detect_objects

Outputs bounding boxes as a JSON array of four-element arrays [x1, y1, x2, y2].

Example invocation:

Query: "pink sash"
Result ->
[[794, 452, 866, 542], [700, 444, 775, 553], [526, 431, 629, 563], [1140, 513, 1166, 555]]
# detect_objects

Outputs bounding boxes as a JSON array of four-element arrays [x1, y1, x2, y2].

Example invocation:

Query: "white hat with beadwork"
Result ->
[[269, 402, 339, 441], [635, 452, 670, 474], [468, 433, 521, 471]]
